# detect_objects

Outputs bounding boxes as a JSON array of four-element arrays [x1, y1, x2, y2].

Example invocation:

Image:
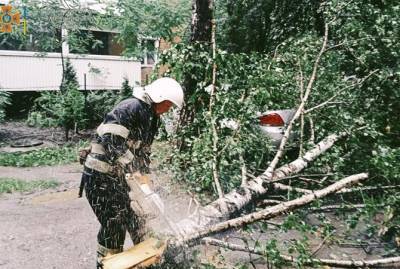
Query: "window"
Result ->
[[69, 30, 122, 56], [141, 38, 157, 65]]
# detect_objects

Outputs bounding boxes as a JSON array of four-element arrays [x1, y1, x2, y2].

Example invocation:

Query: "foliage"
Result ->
[[119, 77, 133, 101], [102, 0, 190, 58], [27, 60, 88, 139], [159, 44, 305, 194], [27, 87, 87, 137], [216, 0, 324, 53], [370, 147, 400, 182], [0, 91, 11, 123], [159, 33, 352, 195], [0, 178, 59, 194], [84, 90, 118, 125], [60, 60, 79, 93], [1, 0, 191, 59], [28, 84, 131, 132], [0, 0, 101, 54], [302, 0, 400, 244], [159, 0, 400, 259], [85, 84, 135, 126], [261, 240, 286, 268], [26, 110, 58, 127], [0, 143, 86, 167]]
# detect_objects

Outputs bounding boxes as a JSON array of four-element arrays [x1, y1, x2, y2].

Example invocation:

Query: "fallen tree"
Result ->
[[104, 172, 375, 269], [172, 173, 369, 245], [160, 131, 348, 238]]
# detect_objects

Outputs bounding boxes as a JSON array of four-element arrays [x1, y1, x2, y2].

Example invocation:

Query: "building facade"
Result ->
[[0, 0, 158, 91]]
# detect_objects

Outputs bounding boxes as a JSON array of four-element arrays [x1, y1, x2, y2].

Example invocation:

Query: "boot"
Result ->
[[97, 244, 122, 269]]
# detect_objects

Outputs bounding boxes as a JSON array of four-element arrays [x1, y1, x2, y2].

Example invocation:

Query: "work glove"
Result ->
[[126, 172, 165, 218]]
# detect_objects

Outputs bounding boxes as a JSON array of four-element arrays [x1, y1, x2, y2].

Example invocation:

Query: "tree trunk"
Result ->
[[108, 172, 368, 268], [177, 0, 213, 136], [173, 173, 368, 246], [166, 132, 347, 238], [190, 0, 213, 43]]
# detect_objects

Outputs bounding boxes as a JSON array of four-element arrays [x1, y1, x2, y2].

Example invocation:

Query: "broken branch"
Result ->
[[260, 23, 329, 182], [305, 69, 379, 115], [176, 173, 368, 245], [202, 237, 400, 268]]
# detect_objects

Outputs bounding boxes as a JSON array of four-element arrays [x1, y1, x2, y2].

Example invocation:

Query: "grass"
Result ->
[[0, 178, 60, 194], [0, 141, 88, 167]]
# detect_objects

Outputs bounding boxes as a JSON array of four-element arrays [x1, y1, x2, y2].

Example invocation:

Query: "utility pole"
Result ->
[[84, 73, 88, 112]]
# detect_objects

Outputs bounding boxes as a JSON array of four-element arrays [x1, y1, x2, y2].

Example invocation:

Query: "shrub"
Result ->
[[27, 87, 87, 140], [0, 91, 11, 123], [86, 90, 120, 126], [27, 60, 88, 140], [119, 77, 133, 101], [0, 143, 87, 167], [0, 178, 60, 194], [85, 79, 134, 126]]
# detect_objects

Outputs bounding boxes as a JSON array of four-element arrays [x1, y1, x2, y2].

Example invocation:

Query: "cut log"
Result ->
[[102, 238, 166, 269]]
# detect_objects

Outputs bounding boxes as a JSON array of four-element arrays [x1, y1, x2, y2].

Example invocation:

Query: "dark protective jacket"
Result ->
[[84, 97, 159, 176]]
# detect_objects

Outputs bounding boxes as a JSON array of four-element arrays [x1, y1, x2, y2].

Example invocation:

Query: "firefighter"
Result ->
[[79, 77, 184, 268]]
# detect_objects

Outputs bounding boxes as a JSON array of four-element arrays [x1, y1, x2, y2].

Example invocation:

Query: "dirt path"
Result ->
[[0, 163, 97, 269], [0, 162, 194, 269], [0, 163, 82, 183]]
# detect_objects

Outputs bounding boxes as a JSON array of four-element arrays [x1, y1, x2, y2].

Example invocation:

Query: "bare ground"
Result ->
[[0, 164, 97, 269], [0, 163, 195, 269]]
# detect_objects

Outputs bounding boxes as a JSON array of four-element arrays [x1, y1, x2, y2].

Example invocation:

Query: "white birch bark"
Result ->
[[174, 173, 368, 245]]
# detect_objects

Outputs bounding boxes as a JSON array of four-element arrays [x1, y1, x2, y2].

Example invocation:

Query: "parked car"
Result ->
[[163, 108, 297, 148], [257, 109, 296, 147]]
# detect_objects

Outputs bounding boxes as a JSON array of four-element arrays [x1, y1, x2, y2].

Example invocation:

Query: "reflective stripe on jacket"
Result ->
[[84, 97, 159, 174]]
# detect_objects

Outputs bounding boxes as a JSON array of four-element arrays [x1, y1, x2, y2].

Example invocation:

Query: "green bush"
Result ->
[[27, 60, 88, 140], [0, 178, 60, 194], [0, 144, 85, 167], [60, 60, 79, 93], [26, 111, 58, 127], [0, 91, 11, 123], [85, 79, 134, 126], [119, 77, 133, 101], [86, 90, 120, 125], [27, 87, 87, 139], [27, 69, 135, 132]]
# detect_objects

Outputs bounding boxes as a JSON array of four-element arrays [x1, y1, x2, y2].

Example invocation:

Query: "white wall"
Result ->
[[0, 50, 141, 91]]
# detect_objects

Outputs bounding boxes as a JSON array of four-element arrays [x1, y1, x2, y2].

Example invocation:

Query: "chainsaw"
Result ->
[[102, 172, 181, 269], [128, 172, 166, 216], [127, 172, 180, 234]]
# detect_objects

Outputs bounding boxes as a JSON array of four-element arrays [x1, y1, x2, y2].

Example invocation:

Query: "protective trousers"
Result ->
[[82, 168, 143, 266]]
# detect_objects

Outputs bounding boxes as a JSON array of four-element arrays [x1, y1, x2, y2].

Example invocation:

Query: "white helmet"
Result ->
[[144, 77, 184, 108]]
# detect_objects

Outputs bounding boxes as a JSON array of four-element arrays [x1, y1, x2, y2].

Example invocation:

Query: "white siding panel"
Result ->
[[0, 50, 141, 91]]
